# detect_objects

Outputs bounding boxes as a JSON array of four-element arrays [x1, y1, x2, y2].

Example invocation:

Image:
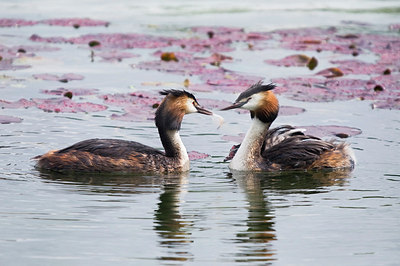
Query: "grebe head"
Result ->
[[221, 82, 279, 123], [156, 89, 212, 131]]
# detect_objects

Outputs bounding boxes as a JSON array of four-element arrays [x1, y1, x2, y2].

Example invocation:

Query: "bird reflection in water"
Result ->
[[228, 169, 352, 263], [39, 170, 193, 261], [153, 173, 194, 262]]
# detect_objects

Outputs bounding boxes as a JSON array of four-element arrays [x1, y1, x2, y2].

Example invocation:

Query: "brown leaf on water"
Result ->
[[306, 56, 318, 70], [302, 39, 322, 44], [88, 40, 101, 47], [183, 78, 190, 88], [265, 54, 318, 70], [316, 67, 344, 78], [160, 52, 178, 62]]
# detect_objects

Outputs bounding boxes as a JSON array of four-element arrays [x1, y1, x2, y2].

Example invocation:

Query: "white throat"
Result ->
[[167, 130, 190, 171], [230, 118, 271, 171]]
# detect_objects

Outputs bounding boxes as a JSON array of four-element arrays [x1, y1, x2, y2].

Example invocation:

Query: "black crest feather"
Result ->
[[236, 81, 276, 102], [160, 89, 196, 101]]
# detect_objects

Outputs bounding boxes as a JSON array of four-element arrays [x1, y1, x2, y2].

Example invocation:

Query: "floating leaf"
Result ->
[[188, 151, 210, 160], [279, 106, 306, 116], [265, 54, 318, 70], [33, 73, 84, 82], [0, 59, 31, 71], [330, 59, 387, 75], [307, 57, 318, 70], [372, 98, 400, 110], [41, 88, 98, 96], [40, 18, 109, 27], [0, 18, 37, 27], [0, 98, 35, 109], [0, 115, 22, 124], [33, 98, 107, 113], [96, 50, 139, 61], [298, 125, 362, 138], [316, 67, 344, 78], [183, 78, 190, 88], [160, 52, 178, 62], [88, 40, 101, 47]]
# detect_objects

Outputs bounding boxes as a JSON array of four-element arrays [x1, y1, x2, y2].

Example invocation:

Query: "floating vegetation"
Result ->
[[0, 18, 398, 117]]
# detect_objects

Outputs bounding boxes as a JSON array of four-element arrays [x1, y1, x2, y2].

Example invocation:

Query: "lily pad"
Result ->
[[265, 54, 318, 69], [0, 99, 35, 109], [41, 88, 99, 96], [0, 59, 31, 71], [40, 18, 110, 27], [330, 59, 387, 75], [188, 151, 210, 160], [33, 98, 107, 113], [298, 125, 362, 138], [33, 73, 84, 82], [316, 67, 344, 78], [0, 18, 37, 27], [372, 98, 400, 110], [0, 115, 22, 124], [96, 50, 139, 61]]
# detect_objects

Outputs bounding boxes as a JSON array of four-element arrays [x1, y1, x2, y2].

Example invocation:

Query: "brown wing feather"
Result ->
[[262, 136, 335, 170], [35, 139, 170, 173], [57, 139, 164, 158]]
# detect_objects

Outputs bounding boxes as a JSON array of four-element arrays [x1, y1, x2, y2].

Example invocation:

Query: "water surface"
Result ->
[[1, 1, 399, 265]]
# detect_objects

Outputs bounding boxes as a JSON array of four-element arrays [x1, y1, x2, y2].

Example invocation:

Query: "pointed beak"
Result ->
[[220, 101, 245, 111], [196, 105, 213, 115]]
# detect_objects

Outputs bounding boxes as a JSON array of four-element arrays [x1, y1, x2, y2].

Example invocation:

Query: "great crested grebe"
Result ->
[[35, 90, 213, 173], [221, 82, 356, 171]]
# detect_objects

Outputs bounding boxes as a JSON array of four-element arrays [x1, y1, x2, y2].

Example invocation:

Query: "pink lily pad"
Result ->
[[29, 34, 69, 44], [279, 106, 306, 116], [40, 88, 99, 96], [188, 151, 210, 160], [372, 98, 400, 110], [0, 59, 31, 71], [101, 91, 160, 107], [0, 99, 35, 109], [32, 98, 107, 113], [33, 73, 84, 82], [0, 115, 22, 124], [299, 125, 362, 138], [273, 75, 400, 103], [0, 18, 37, 27], [40, 18, 109, 27], [95, 50, 139, 61], [330, 59, 387, 75], [68, 33, 176, 49], [389, 24, 400, 31], [265, 54, 317, 68], [221, 133, 245, 143]]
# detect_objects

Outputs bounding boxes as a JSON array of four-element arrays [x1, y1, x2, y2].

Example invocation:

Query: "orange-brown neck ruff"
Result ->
[[250, 91, 279, 124]]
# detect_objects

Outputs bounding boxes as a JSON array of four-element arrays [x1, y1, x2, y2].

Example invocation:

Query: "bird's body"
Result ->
[[222, 82, 355, 172], [35, 90, 213, 173]]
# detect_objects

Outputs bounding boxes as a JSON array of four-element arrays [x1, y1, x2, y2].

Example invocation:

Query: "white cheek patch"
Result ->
[[186, 98, 198, 114], [242, 94, 262, 110]]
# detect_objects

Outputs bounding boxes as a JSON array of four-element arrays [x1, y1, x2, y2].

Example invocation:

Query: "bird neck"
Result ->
[[158, 129, 188, 158], [230, 118, 272, 171]]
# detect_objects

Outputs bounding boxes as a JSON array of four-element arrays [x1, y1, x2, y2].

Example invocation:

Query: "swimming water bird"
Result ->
[[35, 90, 213, 173], [221, 82, 355, 171]]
